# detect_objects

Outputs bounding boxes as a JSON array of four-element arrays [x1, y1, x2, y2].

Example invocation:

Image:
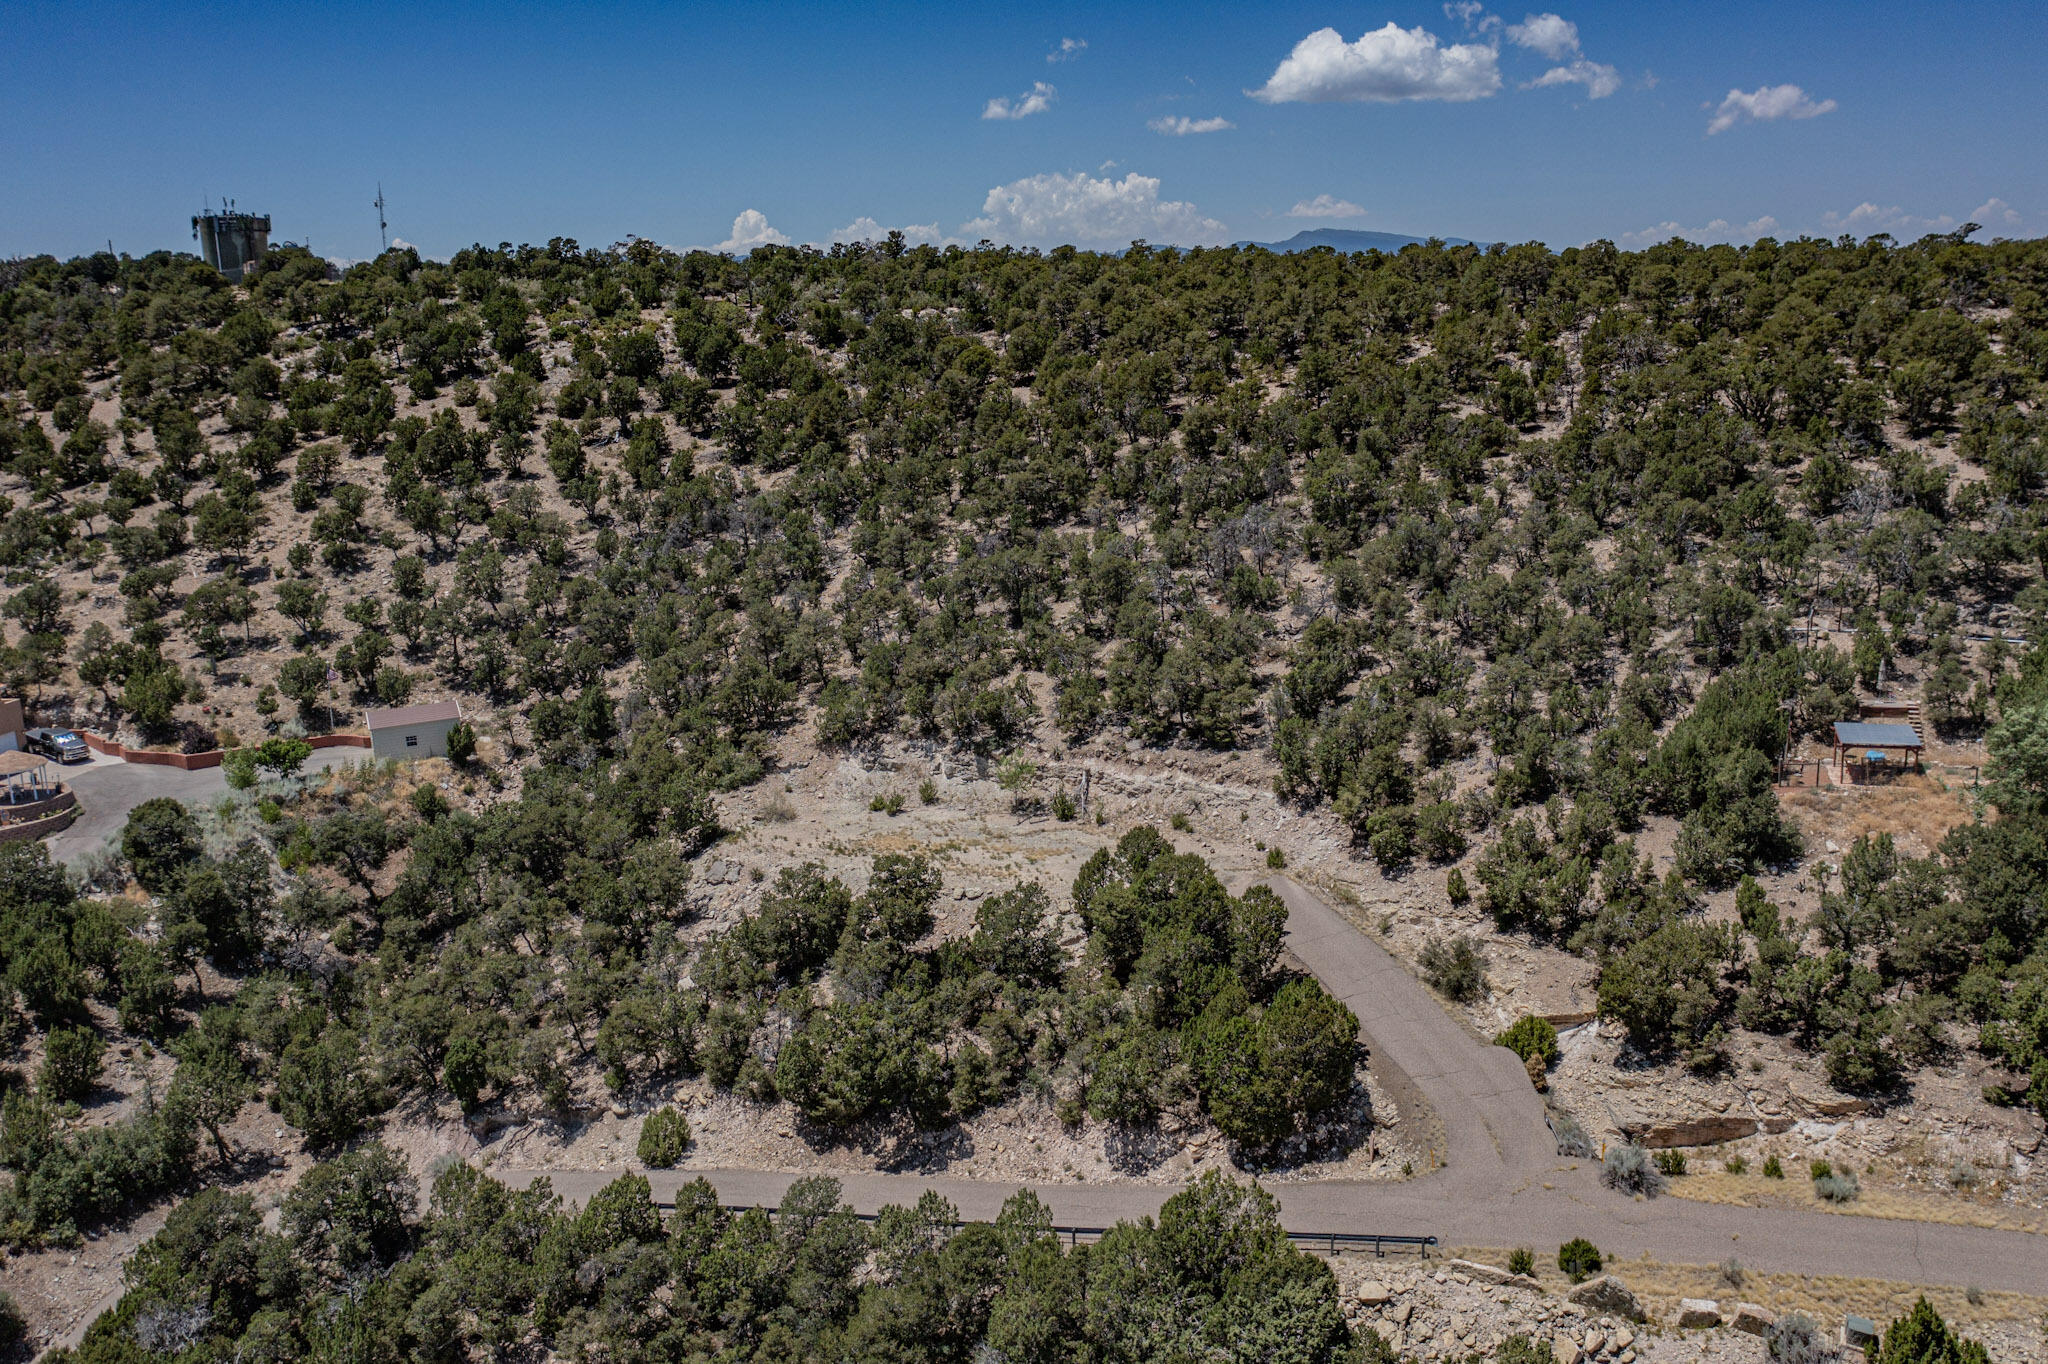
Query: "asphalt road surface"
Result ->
[[500, 877, 2048, 1295], [40, 746, 368, 865]]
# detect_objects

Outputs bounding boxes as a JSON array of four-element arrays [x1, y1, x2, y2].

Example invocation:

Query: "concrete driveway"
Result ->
[[41, 746, 369, 865]]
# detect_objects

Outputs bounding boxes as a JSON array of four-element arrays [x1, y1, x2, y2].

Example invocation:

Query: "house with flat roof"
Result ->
[[365, 699, 463, 760]]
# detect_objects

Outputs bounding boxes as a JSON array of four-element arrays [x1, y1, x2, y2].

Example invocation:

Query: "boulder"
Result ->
[[1677, 1299, 1723, 1328], [1842, 1315, 1879, 1348], [1611, 1327, 1635, 1352], [1445, 1258, 1541, 1291], [1729, 1303, 1776, 1336], [1355, 1281, 1392, 1306], [1583, 1329, 1606, 1355], [1568, 1276, 1647, 1323], [1551, 1335, 1584, 1364]]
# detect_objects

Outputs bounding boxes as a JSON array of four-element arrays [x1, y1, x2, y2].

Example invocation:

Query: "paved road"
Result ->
[[41, 746, 367, 865], [497, 878, 2048, 1295]]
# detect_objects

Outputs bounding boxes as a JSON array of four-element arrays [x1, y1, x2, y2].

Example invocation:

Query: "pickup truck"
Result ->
[[24, 727, 89, 763]]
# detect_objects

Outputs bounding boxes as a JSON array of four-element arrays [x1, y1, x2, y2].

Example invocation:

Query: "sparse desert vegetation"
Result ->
[[4, 225, 2048, 1355]]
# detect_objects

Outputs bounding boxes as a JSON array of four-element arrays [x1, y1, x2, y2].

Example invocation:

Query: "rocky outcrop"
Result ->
[[1677, 1299, 1723, 1328], [1629, 1116, 1760, 1148], [1567, 1275, 1647, 1323]]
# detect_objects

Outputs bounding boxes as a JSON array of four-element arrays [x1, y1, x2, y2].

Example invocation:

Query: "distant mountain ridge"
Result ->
[[1235, 227, 1476, 253]]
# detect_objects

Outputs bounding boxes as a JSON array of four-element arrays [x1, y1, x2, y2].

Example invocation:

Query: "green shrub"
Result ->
[[1762, 1154, 1784, 1178], [1808, 1157, 1832, 1180], [1557, 1237, 1602, 1283], [1601, 1142, 1664, 1196], [1871, 1297, 1992, 1364], [1768, 1313, 1829, 1364], [1494, 1015, 1560, 1066], [1418, 936, 1486, 1002], [1814, 1169, 1860, 1203], [120, 797, 201, 893], [1169, 812, 1192, 832], [1653, 1148, 1688, 1177], [638, 1107, 692, 1168], [1445, 867, 1470, 905], [1497, 1338, 1556, 1364], [1725, 1154, 1747, 1175], [1265, 846, 1286, 869], [1506, 1246, 1535, 1277], [277, 1034, 368, 1148], [0, 1288, 23, 1347], [1052, 789, 1077, 821], [38, 1025, 104, 1101], [445, 721, 477, 764], [0, 1091, 196, 1244], [222, 748, 260, 790], [918, 778, 938, 805]]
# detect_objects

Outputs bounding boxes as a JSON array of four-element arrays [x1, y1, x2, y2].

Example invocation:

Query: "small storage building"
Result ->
[[365, 699, 463, 760], [0, 697, 22, 753]]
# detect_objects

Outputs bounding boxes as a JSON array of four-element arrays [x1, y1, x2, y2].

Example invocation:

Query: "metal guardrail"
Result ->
[[654, 1198, 1435, 1258]]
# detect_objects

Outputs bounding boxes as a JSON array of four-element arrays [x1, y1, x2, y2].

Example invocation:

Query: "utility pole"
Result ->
[[374, 185, 388, 252]]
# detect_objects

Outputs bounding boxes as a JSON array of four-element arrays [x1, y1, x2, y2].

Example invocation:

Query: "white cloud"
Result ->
[[962, 171, 1228, 249], [984, 81, 1057, 120], [1706, 84, 1836, 135], [1495, 13, 1620, 98], [1820, 202, 1960, 237], [1148, 115, 1235, 136], [1505, 12, 1578, 60], [714, 209, 788, 253], [1616, 215, 1779, 249], [1442, 2, 1499, 35], [1970, 197, 2022, 228], [828, 217, 951, 247], [1528, 59, 1619, 98], [1048, 37, 1086, 63], [1288, 194, 1367, 220], [1250, 22, 1500, 104], [388, 237, 416, 252]]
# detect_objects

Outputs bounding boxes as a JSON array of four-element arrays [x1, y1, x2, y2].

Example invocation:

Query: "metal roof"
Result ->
[[364, 699, 463, 730], [1832, 721, 1921, 748]]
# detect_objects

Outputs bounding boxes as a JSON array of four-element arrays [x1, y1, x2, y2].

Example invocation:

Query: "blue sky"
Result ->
[[5, 1, 2043, 260]]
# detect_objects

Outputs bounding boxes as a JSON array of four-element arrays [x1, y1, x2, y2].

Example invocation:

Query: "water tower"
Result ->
[[191, 200, 271, 281]]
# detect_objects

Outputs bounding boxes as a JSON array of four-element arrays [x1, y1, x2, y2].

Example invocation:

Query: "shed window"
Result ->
[[406, 735, 418, 748]]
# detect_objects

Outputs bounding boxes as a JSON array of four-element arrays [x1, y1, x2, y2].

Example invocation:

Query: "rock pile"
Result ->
[[1332, 1258, 1784, 1363]]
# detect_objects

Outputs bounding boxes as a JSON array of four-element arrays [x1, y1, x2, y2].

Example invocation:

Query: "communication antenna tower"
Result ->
[[374, 185, 388, 251]]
